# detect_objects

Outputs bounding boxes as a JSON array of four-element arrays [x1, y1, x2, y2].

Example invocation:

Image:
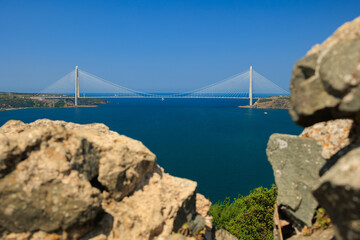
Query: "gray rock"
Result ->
[[188, 214, 205, 235], [290, 17, 360, 127], [267, 134, 326, 227], [313, 147, 360, 240], [320, 38, 360, 97], [289, 53, 341, 127]]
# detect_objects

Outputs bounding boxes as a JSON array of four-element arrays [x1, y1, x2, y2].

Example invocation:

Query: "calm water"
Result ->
[[0, 100, 302, 202]]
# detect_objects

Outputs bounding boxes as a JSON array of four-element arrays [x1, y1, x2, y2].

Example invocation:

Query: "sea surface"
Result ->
[[0, 99, 303, 202]]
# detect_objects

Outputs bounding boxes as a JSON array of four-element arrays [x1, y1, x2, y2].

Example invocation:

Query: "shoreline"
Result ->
[[238, 105, 289, 110], [0, 105, 99, 111], [238, 96, 290, 110]]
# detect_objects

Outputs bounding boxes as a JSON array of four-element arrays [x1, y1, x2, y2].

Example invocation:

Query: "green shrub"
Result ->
[[209, 185, 277, 240], [54, 100, 65, 108], [258, 98, 273, 103]]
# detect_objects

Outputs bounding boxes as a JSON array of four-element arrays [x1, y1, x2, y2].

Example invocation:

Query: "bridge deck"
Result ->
[[38, 96, 259, 99]]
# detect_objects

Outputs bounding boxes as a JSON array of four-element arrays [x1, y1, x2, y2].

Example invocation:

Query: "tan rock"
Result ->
[[300, 119, 353, 159], [0, 119, 201, 240], [0, 119, 157, 200], [102, 166, 197, 240], [196, 193, 212, 229], [0, 126, 102, 233]]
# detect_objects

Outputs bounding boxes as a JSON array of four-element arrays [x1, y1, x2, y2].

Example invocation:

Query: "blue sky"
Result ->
[[0, 0, 359, 92]]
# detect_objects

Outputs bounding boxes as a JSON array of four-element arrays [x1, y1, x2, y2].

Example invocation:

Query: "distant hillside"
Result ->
[[239, 96, 290, 109], [0, 92, 107, 110]]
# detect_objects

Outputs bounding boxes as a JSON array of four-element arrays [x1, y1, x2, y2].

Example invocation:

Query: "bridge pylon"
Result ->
[[249, 66, 253, 106], [75, 66, 79, 106]]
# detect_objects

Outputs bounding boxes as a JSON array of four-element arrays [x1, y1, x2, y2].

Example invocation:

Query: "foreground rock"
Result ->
[[290, 16, 360, 127], [267, 134, 325, 227], [0, 119, 209, 240], [313, 147, 360, 240], [274, 16, 360, 240]]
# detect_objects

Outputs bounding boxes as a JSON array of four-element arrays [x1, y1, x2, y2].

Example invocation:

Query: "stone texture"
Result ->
[[287, 16, 360, 240], [0, 125, 102, 233], [5, 119, 158, 201], [313, 147, 360, 240], [267, 134, 325, 227], [196, 193, 213, 229], [0, 119, 204, 240], [300, 119, 353, 159], [100, 165, 198, 240], [269, 16, 360, 240], [196, 193, 211, 219], [290, 16, 360, 127]]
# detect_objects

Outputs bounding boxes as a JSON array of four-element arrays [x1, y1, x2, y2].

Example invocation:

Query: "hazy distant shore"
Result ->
[[0, 92, 107, 110], [239, 96, 290, 109]]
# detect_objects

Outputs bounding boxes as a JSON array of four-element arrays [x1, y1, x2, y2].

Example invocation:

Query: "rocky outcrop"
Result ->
[[252, 96, 290, 109], [270, 16, 360, 240], [0, 119, 209, 240], [290, 16, 360, 127]]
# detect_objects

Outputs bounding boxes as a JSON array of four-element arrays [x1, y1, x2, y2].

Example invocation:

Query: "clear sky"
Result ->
[[0, 0, 359, 93]]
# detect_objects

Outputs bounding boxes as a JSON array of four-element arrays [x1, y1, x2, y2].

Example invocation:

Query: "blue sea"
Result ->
[[0, 99, 302, 202]]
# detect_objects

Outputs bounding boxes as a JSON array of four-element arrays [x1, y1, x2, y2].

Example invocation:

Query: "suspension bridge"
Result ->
[[37, 66, 289, 106]]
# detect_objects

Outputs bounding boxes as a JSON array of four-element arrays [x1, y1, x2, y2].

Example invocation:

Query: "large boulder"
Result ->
[[267, 134, 325, 227], [287, 16, 360, 240], [290, 16, 360, 127], [0, 119, 204, 240]]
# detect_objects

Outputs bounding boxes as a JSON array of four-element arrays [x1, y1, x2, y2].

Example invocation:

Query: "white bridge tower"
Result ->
[[249, 66, 253, 106], [75, 66, 79, 106]]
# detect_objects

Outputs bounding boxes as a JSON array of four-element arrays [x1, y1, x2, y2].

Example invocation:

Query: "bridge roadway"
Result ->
[[38, 96, 259, 99]]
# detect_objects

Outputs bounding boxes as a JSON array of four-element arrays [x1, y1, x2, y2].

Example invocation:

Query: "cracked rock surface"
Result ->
[[0, 119, 207, 240]]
